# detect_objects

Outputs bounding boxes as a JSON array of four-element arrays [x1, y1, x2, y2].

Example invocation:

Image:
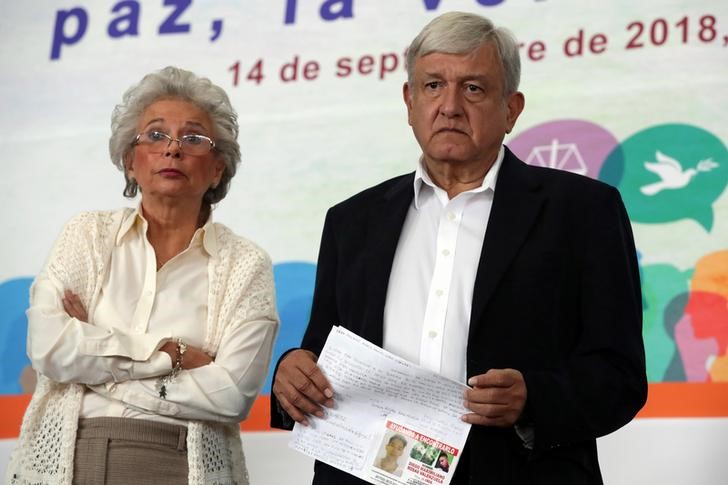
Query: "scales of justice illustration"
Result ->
[[525, 138, 588, 175]]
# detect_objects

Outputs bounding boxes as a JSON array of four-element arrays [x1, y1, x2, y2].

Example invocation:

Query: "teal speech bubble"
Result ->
[[600, 124, 728, 231]]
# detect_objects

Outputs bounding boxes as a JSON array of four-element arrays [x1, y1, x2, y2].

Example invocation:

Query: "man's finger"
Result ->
[[282, 350, 334, 403], [276, 391, 310, 426], [273, 349, 338, 425], [303, 364, 334, 398], [461, 412, 510, 427], [273, 376, 326, 419], [463, 399, 509, 418], [462, 369, 527, 427], [468, 369, 517, 388], [463, 386, 509, 406]]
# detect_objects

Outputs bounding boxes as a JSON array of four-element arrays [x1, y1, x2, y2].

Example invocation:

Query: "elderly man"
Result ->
[[271, 11, 647, 485]]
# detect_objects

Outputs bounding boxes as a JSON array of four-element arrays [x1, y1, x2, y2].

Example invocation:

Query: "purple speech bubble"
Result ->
[[507, 119, 620, 180]]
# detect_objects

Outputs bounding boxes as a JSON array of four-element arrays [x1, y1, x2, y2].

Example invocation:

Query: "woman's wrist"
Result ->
[[156, 338, 187, 399], [174, 339, 187, 371]]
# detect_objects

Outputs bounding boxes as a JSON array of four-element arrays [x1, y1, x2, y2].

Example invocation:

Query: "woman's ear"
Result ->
[[124, 152, 134, 177]]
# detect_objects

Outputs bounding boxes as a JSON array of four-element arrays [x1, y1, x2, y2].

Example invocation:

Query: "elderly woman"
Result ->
[[7, 66, 278, 485]]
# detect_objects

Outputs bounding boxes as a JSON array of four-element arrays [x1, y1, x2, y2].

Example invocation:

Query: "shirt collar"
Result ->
[[201, 217, 218, 257], [116, 203, 218, 257], [413, 145, 504, 209]]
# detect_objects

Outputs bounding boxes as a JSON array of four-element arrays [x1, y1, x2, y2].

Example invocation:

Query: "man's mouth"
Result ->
[[435, 127, 467, 135]]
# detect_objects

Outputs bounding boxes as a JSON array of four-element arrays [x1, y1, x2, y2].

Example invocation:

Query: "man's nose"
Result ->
[[439, 86, 463, 117]]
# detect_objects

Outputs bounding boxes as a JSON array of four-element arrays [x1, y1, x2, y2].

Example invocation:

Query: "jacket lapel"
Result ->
[[363, 174, 414, 345], [469, 148, 544, 340]]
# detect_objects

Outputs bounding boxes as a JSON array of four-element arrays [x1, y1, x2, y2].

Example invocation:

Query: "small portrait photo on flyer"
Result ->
[[373, 431, 409, 477]]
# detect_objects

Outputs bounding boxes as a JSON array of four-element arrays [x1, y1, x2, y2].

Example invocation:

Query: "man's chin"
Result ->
[[424, 146, 472, 164]]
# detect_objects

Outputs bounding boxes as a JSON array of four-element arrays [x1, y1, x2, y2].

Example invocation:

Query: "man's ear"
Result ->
[[403, 82, 414, 126], [505, 91, 525, 134]]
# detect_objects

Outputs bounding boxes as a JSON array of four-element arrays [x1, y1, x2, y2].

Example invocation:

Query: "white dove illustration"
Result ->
[[640, 151, 719, 196]]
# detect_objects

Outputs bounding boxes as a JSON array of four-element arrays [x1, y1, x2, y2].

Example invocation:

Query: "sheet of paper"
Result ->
[[289, 326, 472, 485]]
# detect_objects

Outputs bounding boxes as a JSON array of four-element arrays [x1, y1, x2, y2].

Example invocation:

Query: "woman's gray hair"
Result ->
[[109, 66, 240, 207], [405, 11, 521, 97]]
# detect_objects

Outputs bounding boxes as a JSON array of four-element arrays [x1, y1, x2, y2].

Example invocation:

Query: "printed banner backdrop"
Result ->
[[1, 1, 727, 483]]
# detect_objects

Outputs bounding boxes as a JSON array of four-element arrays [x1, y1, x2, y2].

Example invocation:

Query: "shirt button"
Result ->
[[435, 289, 444, 297], [447, 212, 456, 221], [442, 249, 450, 256], [428, 330, 438, 339]]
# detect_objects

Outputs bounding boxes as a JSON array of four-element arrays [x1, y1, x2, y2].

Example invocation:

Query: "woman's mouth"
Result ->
[[158, 168, 184, 177]]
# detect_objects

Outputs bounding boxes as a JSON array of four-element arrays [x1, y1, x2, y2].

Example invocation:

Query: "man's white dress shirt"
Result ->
[[383, 146, 503, 383]]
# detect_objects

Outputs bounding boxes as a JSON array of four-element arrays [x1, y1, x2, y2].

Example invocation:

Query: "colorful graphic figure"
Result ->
[[674, 312, 718, 382], [640, 264, 692, 382], [508, 119, 620, 179], [680, 251, 728, 382], [0, 278, 33, 395], [662, 292, 690, 381], [600, 124, 728, 231]]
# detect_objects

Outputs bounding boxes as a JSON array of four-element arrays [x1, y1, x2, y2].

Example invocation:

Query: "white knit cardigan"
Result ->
[[6, 209, 278, 485]]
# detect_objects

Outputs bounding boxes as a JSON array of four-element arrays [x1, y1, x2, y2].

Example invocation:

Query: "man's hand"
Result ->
[[272, 349, 334, 426], [462, 368, 527, 427]]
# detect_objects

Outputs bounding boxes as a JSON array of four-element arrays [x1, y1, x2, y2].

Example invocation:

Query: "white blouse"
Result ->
[[27, 207, 278, 426]]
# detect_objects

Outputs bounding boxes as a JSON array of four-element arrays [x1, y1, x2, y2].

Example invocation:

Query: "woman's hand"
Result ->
[[159, 340, 213, 370], [63, 289, 212, 370], [62, 290, 88, 322]]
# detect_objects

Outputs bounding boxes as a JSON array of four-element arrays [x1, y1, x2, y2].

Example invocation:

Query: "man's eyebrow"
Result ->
[[421, 71, 490, 83], [421, 70, 444, 78]]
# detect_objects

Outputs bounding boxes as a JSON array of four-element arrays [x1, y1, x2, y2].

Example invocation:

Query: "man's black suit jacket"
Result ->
[[271, 148, 647, 484]]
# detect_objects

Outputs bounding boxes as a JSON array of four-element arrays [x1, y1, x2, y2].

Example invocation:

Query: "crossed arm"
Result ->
[[28, 274, 277, 423]]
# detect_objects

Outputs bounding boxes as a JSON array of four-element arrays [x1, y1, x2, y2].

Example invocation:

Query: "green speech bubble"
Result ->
[[600, 124, 728, 231]]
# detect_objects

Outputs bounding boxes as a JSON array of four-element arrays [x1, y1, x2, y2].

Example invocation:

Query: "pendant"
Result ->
[[156, 378, 168, 399]]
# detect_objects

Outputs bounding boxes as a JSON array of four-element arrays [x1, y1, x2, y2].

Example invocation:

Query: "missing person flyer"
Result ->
[[289, 326, 471, 485], [369, 420, 461, 485]]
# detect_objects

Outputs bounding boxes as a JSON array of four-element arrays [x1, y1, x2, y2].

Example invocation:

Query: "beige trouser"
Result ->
[[73, 417, 189, 484]]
